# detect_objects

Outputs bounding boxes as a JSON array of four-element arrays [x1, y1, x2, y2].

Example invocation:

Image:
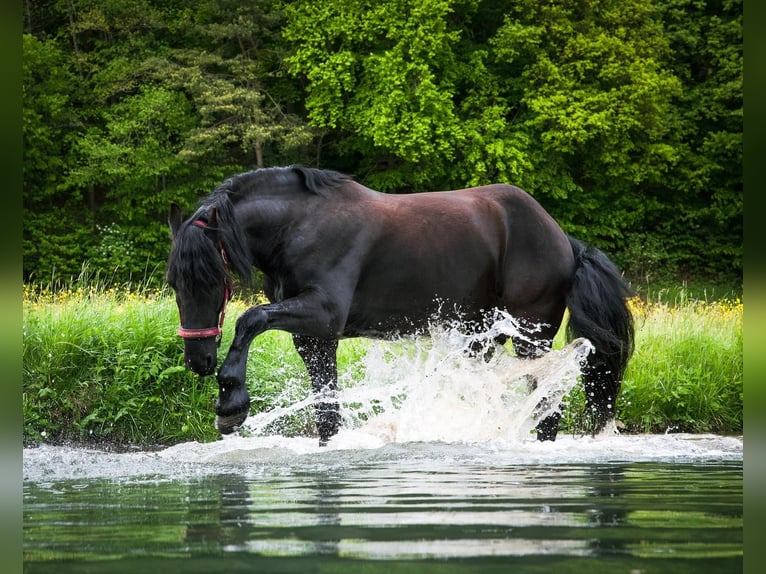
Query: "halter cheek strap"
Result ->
[[177, 219, 234, 345]]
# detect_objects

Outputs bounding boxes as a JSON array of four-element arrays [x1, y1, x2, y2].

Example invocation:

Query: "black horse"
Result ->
[[167, 166, 634, 445]]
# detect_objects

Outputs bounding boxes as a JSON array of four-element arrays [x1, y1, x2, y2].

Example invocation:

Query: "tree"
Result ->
[[23, 32, 91, 281], [23, 0, 316, 284], [284, 0, 469, 190], [22, 0, 742, 286], [469, 0, 682, 247], [647, 0, 742, 279], [284, 0, 741, 283], [160, 0, 315, 170]]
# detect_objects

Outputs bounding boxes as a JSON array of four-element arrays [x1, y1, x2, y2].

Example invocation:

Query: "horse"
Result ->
[[166, 165, 634, 445]]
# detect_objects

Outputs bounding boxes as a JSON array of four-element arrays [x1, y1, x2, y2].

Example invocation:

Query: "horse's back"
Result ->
[[365, 183, 574, 284], [342, 187, 507, 332]]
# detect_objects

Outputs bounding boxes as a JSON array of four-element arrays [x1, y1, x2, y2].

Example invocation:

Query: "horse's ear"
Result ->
[[169, 203, 183, 237]]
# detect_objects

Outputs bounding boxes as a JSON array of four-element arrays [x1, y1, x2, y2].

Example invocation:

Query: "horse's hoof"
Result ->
[[216, 410, 248, 434], [215, 384, 250, 435]]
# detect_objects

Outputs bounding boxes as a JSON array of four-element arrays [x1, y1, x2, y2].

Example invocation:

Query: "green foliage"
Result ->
[[283, 0, 741, 281], [647, 0, 743, 279], [475, 0, 683, 248], [22, 0, 742, 288], [68, 85, 195, 188], [23, 31, 92, 281], [23, 281, 220, 445], [22, 0, 315, 286], [284, 0, 468, 188]]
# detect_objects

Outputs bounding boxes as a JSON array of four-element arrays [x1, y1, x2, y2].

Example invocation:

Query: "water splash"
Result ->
[[243, 312, 592, 445]]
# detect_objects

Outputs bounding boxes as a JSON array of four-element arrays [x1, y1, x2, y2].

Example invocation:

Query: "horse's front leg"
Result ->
[[215, 306, 269, 434], [293, 335, 340, 446], [215, 293, 347, 436]]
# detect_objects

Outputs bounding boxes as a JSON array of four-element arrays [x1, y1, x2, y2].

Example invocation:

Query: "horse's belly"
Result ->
[[343, 286, 498, 338]]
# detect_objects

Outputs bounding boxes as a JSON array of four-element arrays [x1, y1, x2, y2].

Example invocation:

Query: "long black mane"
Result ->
[[208, 165, 351, 200], [166, 191, 253, 297], [167, 166, 351, 295]]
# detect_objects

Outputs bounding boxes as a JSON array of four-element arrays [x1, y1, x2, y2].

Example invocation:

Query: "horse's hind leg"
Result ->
[[292, 335, 341, 446], [511, 327, 562, 442]]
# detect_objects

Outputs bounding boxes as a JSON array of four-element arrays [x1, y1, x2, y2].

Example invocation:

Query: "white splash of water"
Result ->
[[243, 312, 592, 445]]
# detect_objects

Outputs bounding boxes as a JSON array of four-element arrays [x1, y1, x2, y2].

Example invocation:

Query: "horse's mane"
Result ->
[[167, 194, 254, 293], [292, 165, 352, 195], [168, 166, 352, 292], [217, 165, 352, 198]]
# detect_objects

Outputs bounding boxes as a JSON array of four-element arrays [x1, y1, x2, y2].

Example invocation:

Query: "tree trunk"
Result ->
[[255, 140, 264, 168]]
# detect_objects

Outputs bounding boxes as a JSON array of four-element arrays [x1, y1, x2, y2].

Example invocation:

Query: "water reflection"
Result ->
[[25, 461, 742, 573]]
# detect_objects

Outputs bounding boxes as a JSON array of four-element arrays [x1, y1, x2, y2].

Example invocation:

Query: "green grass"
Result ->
[[23, 282, 219, 445], [629, 280, 742, 305], [23, 280, 743, 446], [615, 295, 742, 434], [22, 281, 370, 445], [556, 292, 742, 436]]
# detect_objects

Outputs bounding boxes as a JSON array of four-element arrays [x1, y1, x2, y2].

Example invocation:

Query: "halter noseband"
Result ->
[[176, 219, 234, 345]]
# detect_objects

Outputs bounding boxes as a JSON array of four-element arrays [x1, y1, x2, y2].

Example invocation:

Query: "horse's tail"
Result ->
[[565, 236, 634, 433]]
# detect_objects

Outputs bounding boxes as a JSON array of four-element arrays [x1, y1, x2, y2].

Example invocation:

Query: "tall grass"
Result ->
[[22, 279, 368, 445], [23, 281, 219, 445], [23, 280, 743, 446], [616, 294, 743, 434]]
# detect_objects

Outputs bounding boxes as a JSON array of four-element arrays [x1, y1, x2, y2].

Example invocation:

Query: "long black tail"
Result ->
[[566, 236, 634, 433]]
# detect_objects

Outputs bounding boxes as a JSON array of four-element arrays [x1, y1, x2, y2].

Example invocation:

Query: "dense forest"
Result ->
[[22, 0, 742, 288]]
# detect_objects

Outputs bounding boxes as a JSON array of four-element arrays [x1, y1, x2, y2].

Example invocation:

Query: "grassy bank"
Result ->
[[617, 294, 742, 433], [23, 283, 216, 445], [22, 282, 742, 446]]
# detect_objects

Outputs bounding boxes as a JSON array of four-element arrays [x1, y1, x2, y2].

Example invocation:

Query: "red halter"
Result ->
[[176, 219, 233, 345]]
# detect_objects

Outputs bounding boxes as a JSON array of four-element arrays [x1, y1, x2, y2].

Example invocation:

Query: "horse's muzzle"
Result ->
[[183, 340, 218, 376]]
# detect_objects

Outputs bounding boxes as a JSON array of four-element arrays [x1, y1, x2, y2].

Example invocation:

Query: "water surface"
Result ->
[[24, 435, 742, 573]]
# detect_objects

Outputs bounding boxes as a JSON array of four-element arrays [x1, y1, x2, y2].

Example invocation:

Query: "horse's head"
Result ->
[[167, 204, 233, 376]]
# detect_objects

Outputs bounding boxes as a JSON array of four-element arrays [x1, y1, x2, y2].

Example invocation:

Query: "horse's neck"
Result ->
[[238, 195, 306, 268]]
